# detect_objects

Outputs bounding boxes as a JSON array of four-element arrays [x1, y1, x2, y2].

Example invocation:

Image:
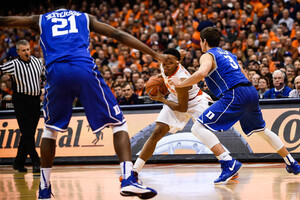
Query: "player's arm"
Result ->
[[150, 78, 191, 112], [0, 16, 39, 30], [239, 65, 249, 80], [169, 53, 213, 88], [88, 15, 176, 65]]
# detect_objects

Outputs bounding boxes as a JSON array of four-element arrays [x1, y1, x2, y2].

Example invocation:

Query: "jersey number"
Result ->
[[224, 55, 239, 69], [51, 15, 78, 37]]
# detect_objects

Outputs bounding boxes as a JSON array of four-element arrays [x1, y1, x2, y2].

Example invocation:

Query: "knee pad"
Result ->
[[111, 123, 128, 134], [256, 128, 284, 151], [191, 121, 220, 149], [42, 127, 58, 140]]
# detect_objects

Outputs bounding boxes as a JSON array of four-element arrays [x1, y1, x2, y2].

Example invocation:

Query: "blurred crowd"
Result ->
[[0, 0, 300, 109]]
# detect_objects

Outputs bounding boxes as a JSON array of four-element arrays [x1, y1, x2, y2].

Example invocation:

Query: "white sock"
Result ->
[[283, 154, 295, 165], [40, 168, 52, 189], [120, 161, 133, 179], [217, 152, 232, 161], [133, 158, 146, 173]]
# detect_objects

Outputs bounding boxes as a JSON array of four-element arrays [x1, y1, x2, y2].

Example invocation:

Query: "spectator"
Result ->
[[263, 70, 292, 98], [252, 73, 261, 90], [119, 82, 141, 105], [135, 78, 146, 97], [258, 77, 270, 98], [284, 38, 298, 61], [289, 75, 300, 97], [278, 9, 294, 31], [114, 84, 123, 104]]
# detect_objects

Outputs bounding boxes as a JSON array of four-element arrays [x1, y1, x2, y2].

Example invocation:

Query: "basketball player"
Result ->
[[132, 48, 215, 177], [0, 0, 176, 199], [170, 27, 300, 184]]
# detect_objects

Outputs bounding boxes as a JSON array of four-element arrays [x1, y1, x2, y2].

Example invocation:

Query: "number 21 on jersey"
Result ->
[[51, 15, 78, 37]]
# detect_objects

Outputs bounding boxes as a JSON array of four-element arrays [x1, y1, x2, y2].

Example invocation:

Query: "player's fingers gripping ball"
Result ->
[[145, 75, 168, 96]]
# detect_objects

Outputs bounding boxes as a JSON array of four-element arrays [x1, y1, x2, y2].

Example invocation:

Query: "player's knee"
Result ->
[[256, 128, 284, 151], [42, 127, 58, 140], [191, 121, 204, 136], [111, 123, 128, 134], [150, 123, 169, 142]]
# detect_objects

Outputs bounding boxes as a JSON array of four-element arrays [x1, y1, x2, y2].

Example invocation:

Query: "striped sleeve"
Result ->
[[0, 60, 15, 75]]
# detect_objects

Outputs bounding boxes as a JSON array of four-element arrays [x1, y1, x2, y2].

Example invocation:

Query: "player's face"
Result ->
[[200, 38, 207, 52], [17, 44, 31, 62], [163, 55, 178, 76]]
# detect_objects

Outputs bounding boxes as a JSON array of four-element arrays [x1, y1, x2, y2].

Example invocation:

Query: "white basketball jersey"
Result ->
[[160, 63, 201, 102]]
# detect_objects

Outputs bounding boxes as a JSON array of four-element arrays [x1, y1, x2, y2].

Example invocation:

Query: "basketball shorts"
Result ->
[[157, 94, 210, 133], [43, 61, 125, 133], [197, 86, 266, 136]]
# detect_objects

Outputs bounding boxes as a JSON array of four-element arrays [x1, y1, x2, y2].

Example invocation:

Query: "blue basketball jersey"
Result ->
[[205, 47, 250, 98], [39, 9, 93, 67]]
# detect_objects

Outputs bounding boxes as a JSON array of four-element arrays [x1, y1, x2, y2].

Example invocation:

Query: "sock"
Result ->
[[283, 154, 295, 165], [40, 168, 52, 189], [120, 161, 133, 179], [217, 152, 232, 161], [133, 158, 146, 173]]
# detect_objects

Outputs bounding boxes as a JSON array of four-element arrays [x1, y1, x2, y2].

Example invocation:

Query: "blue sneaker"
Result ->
[[214, 159, 242, 184], [120, 171, 157, 199], [38, 184, 53, 200], [286, 161, 300, 175]]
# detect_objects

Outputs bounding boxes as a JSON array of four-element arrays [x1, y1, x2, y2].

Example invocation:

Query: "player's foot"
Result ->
[[119, 171, 139, 182], [230, 173, 239, 180], [38, 184, 53, 200], [120, 171, 157, 199], [286, 161, 300, 175], [214, 159, 242, 185]]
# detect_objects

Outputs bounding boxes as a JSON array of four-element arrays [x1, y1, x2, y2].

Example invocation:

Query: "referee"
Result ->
[[0, 40, 45, 173]]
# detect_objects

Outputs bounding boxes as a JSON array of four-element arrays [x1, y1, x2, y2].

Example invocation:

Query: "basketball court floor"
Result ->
[[1, 163, 300, 200]]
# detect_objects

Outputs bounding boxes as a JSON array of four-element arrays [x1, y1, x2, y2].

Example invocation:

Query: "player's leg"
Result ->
[[191, 121, 242, 184], [38, 63, 74, 200], [38, 128, 57, 200], [133, 122, 170, 173], [78, 67, 157, 198], [240, 87, 300, 174], [195, 90, 245, 184]]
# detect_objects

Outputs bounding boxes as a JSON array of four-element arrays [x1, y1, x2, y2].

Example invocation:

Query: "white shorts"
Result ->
[[156, 94, 210, 133]]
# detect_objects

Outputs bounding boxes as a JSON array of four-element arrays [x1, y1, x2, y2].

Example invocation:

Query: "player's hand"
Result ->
[[154, 53, 178, 65], [148, 88, 164, 102], [169, 76, 181, 87]]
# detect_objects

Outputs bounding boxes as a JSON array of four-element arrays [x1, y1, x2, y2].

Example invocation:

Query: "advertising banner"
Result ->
[[0, 105, 299, 163]]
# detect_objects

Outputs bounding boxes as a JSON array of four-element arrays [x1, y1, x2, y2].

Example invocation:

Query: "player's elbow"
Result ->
[[178, 105, 188, 112]]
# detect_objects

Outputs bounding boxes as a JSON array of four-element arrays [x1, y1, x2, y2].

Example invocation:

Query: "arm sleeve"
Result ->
[[0, 60, 15, 75]]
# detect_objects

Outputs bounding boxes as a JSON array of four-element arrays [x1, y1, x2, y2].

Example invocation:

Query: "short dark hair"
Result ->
[[121, 82, 133, 89], [163, 48, 180, 61], [200, 27, 221, 47]]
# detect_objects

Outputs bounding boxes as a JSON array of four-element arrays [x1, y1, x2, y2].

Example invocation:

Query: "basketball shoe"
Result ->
[[286, 161, 300, 175], [38, 184, 53, 200], [120, 171, 157, 199], [214, 159, 242, 184]]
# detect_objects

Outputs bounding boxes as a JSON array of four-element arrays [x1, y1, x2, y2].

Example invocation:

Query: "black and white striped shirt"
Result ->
[[0, 56, 45, 96]]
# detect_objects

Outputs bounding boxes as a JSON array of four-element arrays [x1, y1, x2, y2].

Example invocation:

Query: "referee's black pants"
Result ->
[[12, 93, 41, 167]]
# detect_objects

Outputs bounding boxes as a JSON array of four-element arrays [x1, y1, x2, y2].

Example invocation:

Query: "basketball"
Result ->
[[145, 76, 168, 96]]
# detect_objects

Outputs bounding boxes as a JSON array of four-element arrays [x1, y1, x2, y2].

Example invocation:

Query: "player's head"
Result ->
[[163, 48, 180, 76], [49, 0, 71, 8], [200, 27, 221, 51]]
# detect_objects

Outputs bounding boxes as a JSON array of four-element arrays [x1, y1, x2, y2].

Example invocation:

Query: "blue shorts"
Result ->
[[43, 61, 125, 133], [197, 86, 266, 135]]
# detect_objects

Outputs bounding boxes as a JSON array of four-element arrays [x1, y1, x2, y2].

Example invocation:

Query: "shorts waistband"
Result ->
[[230, 82, 252, 90]]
